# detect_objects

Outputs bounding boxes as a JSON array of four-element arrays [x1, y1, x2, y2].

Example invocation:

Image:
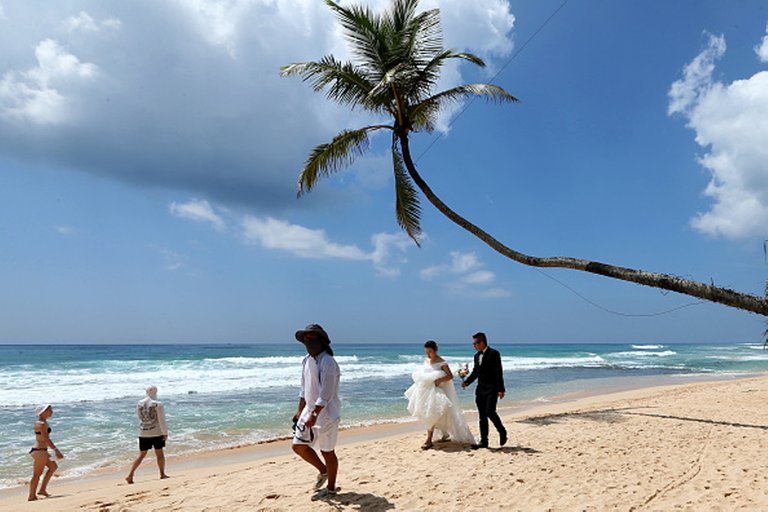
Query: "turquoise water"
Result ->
[[1, 341, 767, 488]]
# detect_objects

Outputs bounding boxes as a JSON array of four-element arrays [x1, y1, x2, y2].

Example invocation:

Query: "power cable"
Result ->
[[415, 0, 571, 162], [415, 0, 707, 318]]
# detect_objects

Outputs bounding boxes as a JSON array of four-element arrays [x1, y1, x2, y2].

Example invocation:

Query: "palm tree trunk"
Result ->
[[397, 133, 768, 316]]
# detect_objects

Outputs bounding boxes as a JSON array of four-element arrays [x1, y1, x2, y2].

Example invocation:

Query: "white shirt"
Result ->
[[478, 347, 487, 366], [136, 396, 168, 437], [299, 351, 341, 425]]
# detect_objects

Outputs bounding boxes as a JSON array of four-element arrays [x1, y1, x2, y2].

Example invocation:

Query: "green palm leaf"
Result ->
[[298, 126, 388, 196], [410, 84, 519, 131]]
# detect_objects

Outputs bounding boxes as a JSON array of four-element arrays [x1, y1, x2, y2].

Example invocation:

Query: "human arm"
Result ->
[[157, 402, 169, 439], [493, 349, 506, 398], [306, 357, 339, 428], [435, 363, 453, 386], [293, 397, 307, 422], [462, 357, 479, 389], [37, 421, 63, 459]]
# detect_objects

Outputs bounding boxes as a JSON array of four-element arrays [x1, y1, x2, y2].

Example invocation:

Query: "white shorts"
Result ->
[[292, 419, 339, 453]]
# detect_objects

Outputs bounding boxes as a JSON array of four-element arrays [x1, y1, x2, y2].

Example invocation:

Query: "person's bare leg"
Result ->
[[37, 460, 57, 497], [155, 448, 169, 478], [28, 453, 46, 501], [292, 444, 327, 474], [126, 450, 147, 484], [321, 450, 338, 491], [422, 428, 434, 449]]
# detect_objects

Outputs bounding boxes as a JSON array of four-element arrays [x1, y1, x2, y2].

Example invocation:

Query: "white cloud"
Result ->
[[755, 23, 768, 62], [450, 251, 481, 273], [171, 0, 256, 58], [419, 250, 507, 297], [54, 225, 77, 235], [168, 197, 412, 275], [0, 1, 516, 207], [420, 251, 482, 280], [0, 2, 5, 21], [242, 216, 369, 260], [370, 232, 412, 277], [461, 270, 495, 285], [64, 11, 121, 33], [242, 216, 411, 275], [159, 248, 184, 271], [169, 199, 226, 231], [0, 38, 97, 124], [668, 34, 726, 116], [668, 32, 768, 239]]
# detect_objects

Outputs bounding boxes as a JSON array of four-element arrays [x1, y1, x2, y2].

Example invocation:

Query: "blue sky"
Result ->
[[1, 0, 767, 344]]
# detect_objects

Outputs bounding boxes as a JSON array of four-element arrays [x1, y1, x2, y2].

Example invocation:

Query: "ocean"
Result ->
[[2, 341, 768, 489]]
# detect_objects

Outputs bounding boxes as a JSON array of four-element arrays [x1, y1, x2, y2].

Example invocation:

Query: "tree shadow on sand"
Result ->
[[516, 406, 768, 431], [491, 445, 540, 455], [426, 440, 539, 455], [515, 407, 644, 426], [312, 490, 394, 511]]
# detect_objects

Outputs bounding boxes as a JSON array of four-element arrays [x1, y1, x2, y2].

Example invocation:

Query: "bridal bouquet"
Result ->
[[456, 363, 469, 381]]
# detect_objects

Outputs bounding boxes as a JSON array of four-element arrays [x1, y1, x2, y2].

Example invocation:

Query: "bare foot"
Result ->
[[125, 476, 134, 484], [37, 491, 50, 497], [28, 496, 38, 501], [160, 474, 170, 479]]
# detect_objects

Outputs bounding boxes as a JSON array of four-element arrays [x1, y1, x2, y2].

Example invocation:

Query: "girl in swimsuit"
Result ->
[[28, 404, 63, 501]]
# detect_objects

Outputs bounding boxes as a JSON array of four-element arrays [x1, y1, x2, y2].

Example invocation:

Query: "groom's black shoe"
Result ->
[[499, 431, 508, 447], [471, 442, 489, 450]]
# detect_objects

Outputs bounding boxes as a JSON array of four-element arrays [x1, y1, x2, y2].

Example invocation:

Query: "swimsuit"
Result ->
[[30, 425, 52, 455]]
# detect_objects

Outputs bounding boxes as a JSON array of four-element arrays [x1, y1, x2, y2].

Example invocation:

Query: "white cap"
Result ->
[[35, 404, 51, 416]]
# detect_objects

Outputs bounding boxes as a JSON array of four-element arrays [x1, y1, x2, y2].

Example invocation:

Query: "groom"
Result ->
[[461, 332, 508, 449]]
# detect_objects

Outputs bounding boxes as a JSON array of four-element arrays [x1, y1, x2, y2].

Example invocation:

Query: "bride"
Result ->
[[404, 340, 476, 449]]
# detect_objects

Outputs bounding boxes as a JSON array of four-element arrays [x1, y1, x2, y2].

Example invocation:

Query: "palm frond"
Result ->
[[326, 0, 388, 76], [409, 83, 518, 131], [392, 138, 422, 244], [298, 126, 388, 196], [280, 56, 375, 110], [405, 7, 442, 66]]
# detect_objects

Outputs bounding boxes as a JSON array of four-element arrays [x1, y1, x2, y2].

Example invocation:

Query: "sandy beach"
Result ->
[[3, 375, 768, 511]]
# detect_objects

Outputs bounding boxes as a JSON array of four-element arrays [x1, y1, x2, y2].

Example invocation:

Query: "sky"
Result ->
[[1, 0, 767, 345]]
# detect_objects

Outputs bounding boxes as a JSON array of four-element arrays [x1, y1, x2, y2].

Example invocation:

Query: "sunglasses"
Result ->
[[292, 421, 315, 443]]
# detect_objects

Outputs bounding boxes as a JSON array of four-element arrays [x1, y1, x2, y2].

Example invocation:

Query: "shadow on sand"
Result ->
[[312, 490, 395, 511]]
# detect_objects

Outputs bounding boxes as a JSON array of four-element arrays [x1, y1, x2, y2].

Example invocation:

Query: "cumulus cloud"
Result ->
[[668, 31, 768, 239], [0, 0, 515, 212], [169, 199, 226, 231], [0, 38, 97, 124], [756, 23, 768, 62]]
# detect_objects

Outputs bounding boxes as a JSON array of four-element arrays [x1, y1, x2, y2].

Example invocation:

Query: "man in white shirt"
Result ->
[[126, 385, 169, 484], [292, 324, 341, 498]]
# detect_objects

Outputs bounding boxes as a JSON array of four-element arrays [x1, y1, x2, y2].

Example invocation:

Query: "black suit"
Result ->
[[464, 346, 507, 445]]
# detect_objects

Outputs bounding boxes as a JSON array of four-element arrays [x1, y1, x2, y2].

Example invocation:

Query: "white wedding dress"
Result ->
[[404, 360, 476, 444]]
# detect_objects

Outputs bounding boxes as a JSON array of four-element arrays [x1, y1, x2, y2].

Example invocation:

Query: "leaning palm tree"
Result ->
[[281, 0, 768, 316]]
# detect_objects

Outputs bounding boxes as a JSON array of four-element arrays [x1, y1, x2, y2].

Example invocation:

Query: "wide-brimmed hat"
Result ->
[[295, 324, 331, 345], [35, 404, 51, 416]]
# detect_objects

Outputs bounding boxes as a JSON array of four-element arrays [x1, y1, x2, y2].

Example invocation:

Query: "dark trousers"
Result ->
[[476, 392, 506, 444]]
